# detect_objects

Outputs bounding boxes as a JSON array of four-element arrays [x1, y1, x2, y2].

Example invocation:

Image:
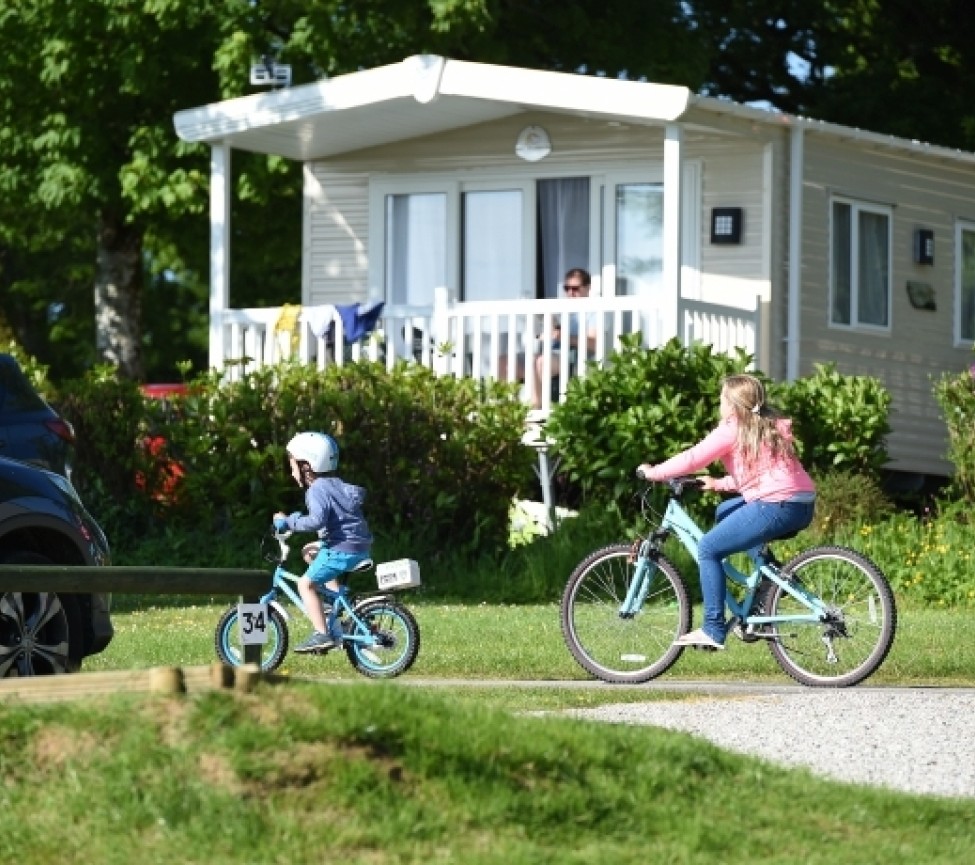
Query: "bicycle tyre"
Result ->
[[214, 604, 290, 673], [344, 599, 420, 679], [766, 545, 896, 687], [560, 543, 691, 684]]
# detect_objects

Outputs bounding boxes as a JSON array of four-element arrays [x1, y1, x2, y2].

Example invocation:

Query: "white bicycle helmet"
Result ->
[[286, 431, 340, 473]]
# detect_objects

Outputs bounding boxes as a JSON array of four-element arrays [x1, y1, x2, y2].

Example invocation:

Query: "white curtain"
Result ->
[[537, 178, 590, 298], [462, 189, 523, 302], [387, 193, 446, 306]]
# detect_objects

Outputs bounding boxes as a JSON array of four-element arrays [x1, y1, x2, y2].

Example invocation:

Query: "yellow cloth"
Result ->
[[273, 303, 302, 358]]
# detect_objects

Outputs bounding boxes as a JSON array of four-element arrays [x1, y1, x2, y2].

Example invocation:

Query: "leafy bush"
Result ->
[[546, 337, 751, 508], [56, 367, 145, 494], [60, 360, 534, 557], [808, 470, 894, 538], [773, 362, 891, 477], [547, 340, 892, 508], [933, 366, 975, 502]]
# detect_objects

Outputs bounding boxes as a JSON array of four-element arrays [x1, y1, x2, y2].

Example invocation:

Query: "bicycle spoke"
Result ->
[[767, 546, 896, 687], [345, 601, 420, 679], [561, 545, 690, 684]]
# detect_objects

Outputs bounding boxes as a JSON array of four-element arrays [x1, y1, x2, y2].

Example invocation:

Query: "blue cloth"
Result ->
[[335, 301, 385, 343], [695, 495, 815, 643]]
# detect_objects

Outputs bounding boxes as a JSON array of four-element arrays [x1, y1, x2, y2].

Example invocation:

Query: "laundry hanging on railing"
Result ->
[[303, 304, 337, 339], [336, 301, 385, 343], [272, 303, 303, 358], [303, 301, 385, 344]]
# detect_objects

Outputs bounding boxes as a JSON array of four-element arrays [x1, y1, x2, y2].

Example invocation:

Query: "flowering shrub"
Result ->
[[933, 366, 975, 502]]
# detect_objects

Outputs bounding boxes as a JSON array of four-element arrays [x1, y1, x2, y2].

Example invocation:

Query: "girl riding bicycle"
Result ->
[[636, 374, 816, 650], [273, 431, 373, 654]]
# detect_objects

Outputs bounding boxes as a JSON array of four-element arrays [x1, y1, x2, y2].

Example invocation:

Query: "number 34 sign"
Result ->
[[237, 603, 270, 645]]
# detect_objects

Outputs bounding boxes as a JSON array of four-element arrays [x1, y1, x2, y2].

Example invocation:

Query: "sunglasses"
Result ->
[[564, 283, 585, 292]]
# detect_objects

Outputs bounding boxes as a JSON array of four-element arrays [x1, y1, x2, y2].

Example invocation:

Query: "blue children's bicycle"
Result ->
[[561, 475, 896, 687], [214, 528, 421, 678]]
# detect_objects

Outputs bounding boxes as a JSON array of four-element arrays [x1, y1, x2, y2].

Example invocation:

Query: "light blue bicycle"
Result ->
[[561, 475, 896, 687], [214, 529, 421, 678]]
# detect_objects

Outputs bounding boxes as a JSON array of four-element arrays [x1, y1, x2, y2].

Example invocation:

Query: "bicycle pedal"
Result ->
[[694, 645, 720, 653]]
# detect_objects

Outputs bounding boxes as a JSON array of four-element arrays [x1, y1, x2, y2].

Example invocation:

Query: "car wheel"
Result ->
[[0, 552, 84, 676]]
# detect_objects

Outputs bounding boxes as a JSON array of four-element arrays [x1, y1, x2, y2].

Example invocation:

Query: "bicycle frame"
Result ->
[[620, 490, 830, 628], [259, 562, 387, 651]]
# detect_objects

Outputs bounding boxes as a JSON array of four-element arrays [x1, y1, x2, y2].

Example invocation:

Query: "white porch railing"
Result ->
[[213, 288, 761, 413]]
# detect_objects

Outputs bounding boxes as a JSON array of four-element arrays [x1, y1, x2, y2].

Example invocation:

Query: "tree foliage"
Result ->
[[4, 1, 975, 382], [0, 0, 706, 381]]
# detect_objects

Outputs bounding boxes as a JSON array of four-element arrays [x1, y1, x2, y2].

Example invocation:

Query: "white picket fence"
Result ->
[[213, 287, 761, 413]]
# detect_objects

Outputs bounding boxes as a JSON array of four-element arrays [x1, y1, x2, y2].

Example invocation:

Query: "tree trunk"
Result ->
[[95, 213, 144, 380]]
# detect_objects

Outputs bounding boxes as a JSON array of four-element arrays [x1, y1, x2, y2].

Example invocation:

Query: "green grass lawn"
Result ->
[[84, 597, 975, 689], [4, 599, 973, 863], [2, 679, 973, 864]]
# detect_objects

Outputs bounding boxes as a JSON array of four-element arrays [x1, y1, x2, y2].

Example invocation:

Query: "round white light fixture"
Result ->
[[515, 125, 551, 162]]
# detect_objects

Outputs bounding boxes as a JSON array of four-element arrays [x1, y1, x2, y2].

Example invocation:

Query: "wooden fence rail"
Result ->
[[0, 566, 270, 595], [0, 566, 273, 666]]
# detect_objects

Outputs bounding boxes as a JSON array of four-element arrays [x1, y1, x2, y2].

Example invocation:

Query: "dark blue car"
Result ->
[[0, 353, 75, 477], [0, 448, 113, 675]]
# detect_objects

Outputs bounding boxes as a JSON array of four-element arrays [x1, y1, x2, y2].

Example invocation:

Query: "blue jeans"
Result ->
[[696, 496, 815, 644]]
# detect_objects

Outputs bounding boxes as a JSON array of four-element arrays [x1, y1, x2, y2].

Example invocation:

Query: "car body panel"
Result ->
[[0, 454, 113, 663], [0, 354, 74, 477]]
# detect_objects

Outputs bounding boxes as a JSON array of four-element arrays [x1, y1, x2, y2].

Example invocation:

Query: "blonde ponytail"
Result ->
[[721, 374, 796, 466]]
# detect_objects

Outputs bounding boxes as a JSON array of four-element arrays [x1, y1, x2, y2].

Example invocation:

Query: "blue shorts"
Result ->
[[305, 546, 371, 586]]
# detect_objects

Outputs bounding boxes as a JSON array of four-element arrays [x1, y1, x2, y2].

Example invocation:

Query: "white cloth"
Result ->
[[302, 304, 338, 339]]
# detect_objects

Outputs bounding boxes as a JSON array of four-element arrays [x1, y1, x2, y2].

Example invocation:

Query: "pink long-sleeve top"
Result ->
[[645, 416, 816, 502]]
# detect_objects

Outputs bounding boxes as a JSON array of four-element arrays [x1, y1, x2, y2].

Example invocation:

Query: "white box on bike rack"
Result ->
[[376, 559, 421, 591]]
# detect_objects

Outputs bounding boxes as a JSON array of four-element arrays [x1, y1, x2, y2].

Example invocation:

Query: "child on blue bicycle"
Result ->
[[636, 374, 816, 650], [273, 431, 374, 653]]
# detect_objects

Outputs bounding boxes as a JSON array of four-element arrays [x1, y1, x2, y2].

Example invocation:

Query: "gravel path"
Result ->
[[562, 689, 975, 799]]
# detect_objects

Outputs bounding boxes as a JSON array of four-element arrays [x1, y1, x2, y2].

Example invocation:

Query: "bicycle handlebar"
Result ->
[[272, 525, 293, 559], [635, 470, 705, 493]]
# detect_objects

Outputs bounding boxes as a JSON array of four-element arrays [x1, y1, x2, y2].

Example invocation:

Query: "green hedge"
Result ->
[[57, 361, 535, 556], [933, 365, 975, 502], [547, 338, 892, 512], [50, 343, 894, 560]]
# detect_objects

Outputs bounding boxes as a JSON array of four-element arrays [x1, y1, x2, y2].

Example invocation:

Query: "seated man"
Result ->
[[531, 268, 599, 408]]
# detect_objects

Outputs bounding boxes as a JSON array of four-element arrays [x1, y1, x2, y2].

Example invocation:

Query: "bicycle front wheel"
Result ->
[[344, 599, 420, 679], [767, 545, 896, 687], [214, 604, 289, 673], [560, 544, 691, 684]]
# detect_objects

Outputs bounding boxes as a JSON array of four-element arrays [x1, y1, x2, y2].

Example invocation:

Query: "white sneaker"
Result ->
[[673, 628, 725, 650]]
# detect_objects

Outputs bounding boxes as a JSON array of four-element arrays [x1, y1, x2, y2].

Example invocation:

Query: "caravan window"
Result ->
[[830, 198, 891, 331], [957, 221, 975, 344], [384, 192, 447, 307]]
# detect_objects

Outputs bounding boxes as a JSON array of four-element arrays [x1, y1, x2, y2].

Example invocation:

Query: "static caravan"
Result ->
[[174, 55, 975, 480]]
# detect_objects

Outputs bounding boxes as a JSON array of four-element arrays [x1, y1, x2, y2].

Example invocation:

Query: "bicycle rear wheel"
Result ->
[[560, 544, 691, 684], [214, 604, 289, 673], [767, 545, 896, 687], [344, 599, 420, 679]]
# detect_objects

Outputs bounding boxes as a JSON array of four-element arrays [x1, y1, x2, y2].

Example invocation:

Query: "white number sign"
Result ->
[[237, 603, 269, 645]]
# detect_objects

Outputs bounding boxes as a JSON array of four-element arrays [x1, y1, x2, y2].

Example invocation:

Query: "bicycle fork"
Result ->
[[618, 541, 659, 618]]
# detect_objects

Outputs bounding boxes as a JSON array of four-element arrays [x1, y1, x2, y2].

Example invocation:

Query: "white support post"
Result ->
[[432, 286, 450, 375], [662, 124, 683, 339], [209, 143, 232, 372], [786, 125, 804, 381]]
